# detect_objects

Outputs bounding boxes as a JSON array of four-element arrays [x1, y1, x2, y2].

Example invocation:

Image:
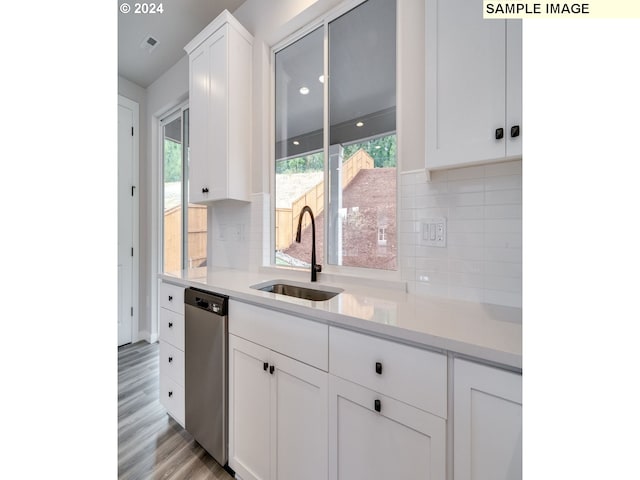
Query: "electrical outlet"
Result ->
[[421, 217, 446, 247]]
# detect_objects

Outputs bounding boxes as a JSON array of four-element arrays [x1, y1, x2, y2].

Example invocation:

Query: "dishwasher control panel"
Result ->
[[185, 287, 228, 316]]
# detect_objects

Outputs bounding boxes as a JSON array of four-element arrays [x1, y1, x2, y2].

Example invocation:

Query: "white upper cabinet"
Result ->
[[426, 0, 522, 171], [185, 10, 253, 203]]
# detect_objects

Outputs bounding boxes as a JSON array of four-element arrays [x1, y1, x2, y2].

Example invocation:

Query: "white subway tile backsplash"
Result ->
[[401, 160, 522, 307], [448, 245, 485, 261], [485, 189, 522, 205], [448, 205, 485, 219], [447, 192, 485, 206], [447, 164, 485, 181], [484, 160, 522, 177], [484, 232, 522, 248], [484, 174, 522, 191], [448, 178, 485, 193], [485, 204, 522, 219], [449, 259, 485, 275], [447, 232, 484, 247], [413, 282, 450, 297], [484, 218, 522, 233], [484, 261, 521, 278], [447, 219, 484, 233], [484, 247, 522, 263]]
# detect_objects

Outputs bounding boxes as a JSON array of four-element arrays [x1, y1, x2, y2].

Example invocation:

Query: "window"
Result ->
[[161, 106, 207, 272], [274, 0, 397, 272]]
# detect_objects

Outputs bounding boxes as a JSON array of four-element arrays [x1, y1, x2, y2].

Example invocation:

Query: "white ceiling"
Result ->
[[118, 0, 247, 87]]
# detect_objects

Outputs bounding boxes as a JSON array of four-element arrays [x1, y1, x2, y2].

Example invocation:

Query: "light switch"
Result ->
[[421, 217, 446, 247]]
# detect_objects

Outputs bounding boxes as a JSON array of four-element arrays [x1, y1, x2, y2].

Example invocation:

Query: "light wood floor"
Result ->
[[118, 341, 234, 480]]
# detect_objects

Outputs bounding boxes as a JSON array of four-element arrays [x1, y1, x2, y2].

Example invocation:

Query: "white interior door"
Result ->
[[118, 96, 138, 346]]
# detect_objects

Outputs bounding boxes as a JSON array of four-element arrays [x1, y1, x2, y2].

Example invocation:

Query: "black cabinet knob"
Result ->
[[270, 365, 275, 375], [495, 128, 504, 140], [168, 295, 173, 302], [168, 322, 173, 328], [168, 356, 173, 363], [510, 125, 520, 138], [263, 362, 269, 371], [202, 187, 209, 194], [375, 362, 382, 375], [374, 399, 381, 412], [168, 391, 173, 398]]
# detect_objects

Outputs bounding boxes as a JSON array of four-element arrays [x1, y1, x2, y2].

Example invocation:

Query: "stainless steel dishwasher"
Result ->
[[184, 287, 229, 468]]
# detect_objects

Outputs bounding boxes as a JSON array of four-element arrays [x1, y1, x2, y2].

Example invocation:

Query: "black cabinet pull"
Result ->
[[495, 128, 504, 140], [168, 391, 173, 398], [168, 356, 173, 363], [263, 362, 269, 371], [202, 187, 209, 194], [375, 362, 382, 375], [168, 295, 173, 302], [374, 399, 381, 412], [269, 365, 275, 375], [168, 322, 173, 328], [510, 125, 520, 138]]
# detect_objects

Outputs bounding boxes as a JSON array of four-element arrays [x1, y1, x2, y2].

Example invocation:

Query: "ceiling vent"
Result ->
[[140, 35, 159, 53]]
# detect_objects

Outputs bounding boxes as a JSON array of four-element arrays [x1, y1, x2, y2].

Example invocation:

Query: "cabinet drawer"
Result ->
[[229, 300, 328, 371], [159, 308, 185, 350], [160, 374, 185, 426], [159, 282, 184, 314], [329, 327, 447, 418], [159, 341, 185, 386]]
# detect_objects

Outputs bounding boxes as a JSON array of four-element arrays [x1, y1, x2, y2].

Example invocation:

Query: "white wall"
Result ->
[[139, 56, 189, 342]]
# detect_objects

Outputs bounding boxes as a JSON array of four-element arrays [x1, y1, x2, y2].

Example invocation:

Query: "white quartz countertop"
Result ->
[[159, 267, 522, 370]]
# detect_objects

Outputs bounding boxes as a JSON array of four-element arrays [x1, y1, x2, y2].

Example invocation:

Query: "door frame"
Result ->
[[118, 95, 140, 344]]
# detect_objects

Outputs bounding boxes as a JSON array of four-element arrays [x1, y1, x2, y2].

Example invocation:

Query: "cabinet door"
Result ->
[[271, 351, 328, 480], [188, 40, 212, 204], [206, 25, 229, 200], [454, 359, 522, 480], [426, 0, 507, 169], [329, 375, 445, 480], [506, 20, 522, 158], [229, 335, 272, 480], [188, 27, 228, 203]]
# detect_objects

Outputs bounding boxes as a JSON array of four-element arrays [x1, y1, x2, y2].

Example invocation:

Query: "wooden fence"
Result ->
[[164, 204, 207, 273], [275, 149, 373, 250]]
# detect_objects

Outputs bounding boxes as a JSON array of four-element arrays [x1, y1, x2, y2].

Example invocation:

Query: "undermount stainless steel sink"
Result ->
[[251, 280, 342, 301]]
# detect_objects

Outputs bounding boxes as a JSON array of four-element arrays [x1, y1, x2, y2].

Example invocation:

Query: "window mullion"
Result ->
[[322, 18, 330, 270]]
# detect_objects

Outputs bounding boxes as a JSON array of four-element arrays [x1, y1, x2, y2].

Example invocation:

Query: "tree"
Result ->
[[164, 139, 182, 182], [342, 134, 397, 168]]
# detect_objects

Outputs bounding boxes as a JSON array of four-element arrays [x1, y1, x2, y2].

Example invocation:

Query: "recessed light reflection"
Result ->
[[318, 75, 324, 83], [299, 86, 310, 95], [356, 121, 364, 127], [293, 140, 300, 145]]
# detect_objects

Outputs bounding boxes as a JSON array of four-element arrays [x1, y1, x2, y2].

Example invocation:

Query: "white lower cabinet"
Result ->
[[158, 281, 185, 426], [328, 375, 446, 480], [453, 359, 522, 480], [228, 333, 328, 480]]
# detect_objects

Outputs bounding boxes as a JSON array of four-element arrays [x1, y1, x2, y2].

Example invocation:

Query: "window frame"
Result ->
[[270, 0, 400, 281], [159, 101, 192, 273]]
